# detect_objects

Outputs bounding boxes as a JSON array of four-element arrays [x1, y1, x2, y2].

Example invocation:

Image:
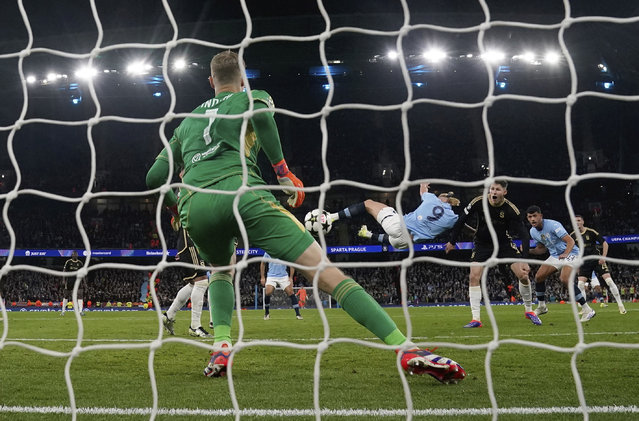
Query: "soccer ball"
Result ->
[[304, 209, 332, 235]]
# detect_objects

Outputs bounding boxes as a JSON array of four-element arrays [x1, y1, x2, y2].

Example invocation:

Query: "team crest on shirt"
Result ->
[[499, 211, 505, 218], [585, 235, 590, 241]]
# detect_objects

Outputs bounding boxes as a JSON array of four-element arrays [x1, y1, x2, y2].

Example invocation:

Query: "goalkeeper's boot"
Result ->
[[525, 312, 542, 325], [534, 305, 549, 317], [398, 348, 466, 384], [357, 225, 373, 239], [204, 342, 231, 377], [580, 308, 596, 322], [296, 315, 303, 320], [463, 320, 482, 328], [189, 326, 213, 338], [162, 312, 175, 335], [619, 303, 627, 315]]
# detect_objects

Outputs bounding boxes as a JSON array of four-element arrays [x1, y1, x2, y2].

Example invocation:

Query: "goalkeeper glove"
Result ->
[[272, 159, 305, 208]]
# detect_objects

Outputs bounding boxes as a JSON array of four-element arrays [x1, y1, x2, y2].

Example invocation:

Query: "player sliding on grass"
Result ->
[[329, 183, 460, 248], [146, 50, 466, 383]]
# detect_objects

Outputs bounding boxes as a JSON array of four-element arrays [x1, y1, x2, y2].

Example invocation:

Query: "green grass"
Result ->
[[1, 303, 638, 421]]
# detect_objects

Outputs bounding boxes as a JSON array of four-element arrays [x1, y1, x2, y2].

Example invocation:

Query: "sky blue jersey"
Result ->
[[403, 192, 459, 242], [263, 252, 289, 278], [529, 218, 579, 258]]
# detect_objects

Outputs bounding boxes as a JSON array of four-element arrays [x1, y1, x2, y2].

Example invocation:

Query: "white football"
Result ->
[[304, 209, 332, 235]]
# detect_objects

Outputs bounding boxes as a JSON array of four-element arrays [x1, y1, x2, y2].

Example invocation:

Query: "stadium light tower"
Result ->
[[387, 51, 399, 60]]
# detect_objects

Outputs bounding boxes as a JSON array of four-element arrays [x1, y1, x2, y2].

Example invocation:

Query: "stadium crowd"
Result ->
[[2, 256, 638, 310]]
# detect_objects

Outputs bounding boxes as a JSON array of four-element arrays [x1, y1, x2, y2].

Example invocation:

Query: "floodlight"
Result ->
[[173, 59, 187, 70], [387, 51, 399, 60], [481, 50, 505, 63], [75, 66, 98, 79], [127, 61, 152, 75], [46, 73, 57, 82], [26, 75, 36, 84], [544, 52, 560, 64], [423, 48, 446, 63]]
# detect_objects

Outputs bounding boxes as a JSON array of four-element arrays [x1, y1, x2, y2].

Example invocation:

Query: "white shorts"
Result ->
[[543, 254, 578, 270], [265, 275, 291, 290], [376, 207, 410, 249], [590, 276, 601, 288]]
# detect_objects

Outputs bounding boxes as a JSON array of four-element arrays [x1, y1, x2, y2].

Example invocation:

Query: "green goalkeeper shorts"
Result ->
[[180, 174, 314, 267]]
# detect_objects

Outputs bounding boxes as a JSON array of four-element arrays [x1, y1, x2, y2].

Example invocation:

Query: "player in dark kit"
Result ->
[[162, 217, 213, 338], [445, 181, 538, 327], [571, 215, 626, 314], [61, 251, 86, 316]]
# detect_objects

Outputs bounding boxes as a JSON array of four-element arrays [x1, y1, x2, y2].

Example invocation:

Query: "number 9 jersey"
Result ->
[[403, 192, 459, 242]]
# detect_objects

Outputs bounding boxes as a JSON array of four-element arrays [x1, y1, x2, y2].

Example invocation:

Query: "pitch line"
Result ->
[[1, 404, 638, 417], [5, 330, 639, 343]]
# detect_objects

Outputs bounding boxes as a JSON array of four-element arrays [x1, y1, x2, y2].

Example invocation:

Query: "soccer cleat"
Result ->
[[189, 326, 213, 338], [357, 225, 373, 239], [60, 312, 65, 316], [525, 311, 542, 325], [619, 304, 627, 315], [463, 320, 482, 328], [398, 348, 466, 384], [534, 305, 548, 316], [264, 314, 270, 320], [204, 342, 231, 377], [580, 309, 596, 322], [162, 312, 175, 335], [296, 315, 303, 320], [80, 311, 85, 316]]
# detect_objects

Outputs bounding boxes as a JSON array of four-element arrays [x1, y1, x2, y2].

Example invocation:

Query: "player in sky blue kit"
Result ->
[[329, 183, 460, 249], [260, 252, 302, 320], [526, 206, 596, 322]]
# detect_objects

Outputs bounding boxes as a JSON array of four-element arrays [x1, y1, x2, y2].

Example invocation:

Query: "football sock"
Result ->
[[61, 298, 68, 312], [574, 282, 587, 305], [519, 280, 533, 312], [606, 279, 623, 304], [371, 232, 389, 245], [209, 273, 234, 343], [469, 285, 481, 321], [289, 293, 301, 316], [190, 279, 208, 329], [577, 280, 587, 300], [333, 202, 366, 221], [167, 283, 193, 320], [332, 279, 406, 346], [535, 280, 546, 306], [78, 299, 83, 311], [264, 294, 271, 315]]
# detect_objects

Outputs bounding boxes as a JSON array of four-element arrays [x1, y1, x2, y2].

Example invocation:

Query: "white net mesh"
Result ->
[[1, 0, 639, 419]]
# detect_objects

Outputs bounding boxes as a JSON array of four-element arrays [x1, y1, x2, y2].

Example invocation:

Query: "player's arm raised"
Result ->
[[251, 100, 304, 208], [146, 135, 182, 214]]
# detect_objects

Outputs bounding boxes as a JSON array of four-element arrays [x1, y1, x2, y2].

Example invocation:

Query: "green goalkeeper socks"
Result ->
[[333, 279, 407, 346], [209, 273, 234, 344]]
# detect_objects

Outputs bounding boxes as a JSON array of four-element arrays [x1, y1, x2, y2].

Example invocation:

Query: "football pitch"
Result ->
[[0, 303, 637, 421]]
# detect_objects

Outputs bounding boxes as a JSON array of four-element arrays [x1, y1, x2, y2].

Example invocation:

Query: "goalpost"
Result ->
[[1, 1, 639, 420]]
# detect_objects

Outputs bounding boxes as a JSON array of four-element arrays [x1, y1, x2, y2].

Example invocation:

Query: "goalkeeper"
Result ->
[[146, 51, 465, 383]]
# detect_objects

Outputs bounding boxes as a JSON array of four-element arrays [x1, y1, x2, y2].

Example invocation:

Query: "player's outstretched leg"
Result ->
[[525, 312, 542, 325], [203, 341, 231, 377], [398, 348, 466, 384], [162, 312, 175, 335]]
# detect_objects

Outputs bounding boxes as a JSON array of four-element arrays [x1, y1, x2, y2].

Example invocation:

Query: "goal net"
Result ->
[[1, 0, 639, 419]]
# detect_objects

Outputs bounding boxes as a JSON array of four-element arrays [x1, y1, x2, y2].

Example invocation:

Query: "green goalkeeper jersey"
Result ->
[[154, 89, 284, 200]]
